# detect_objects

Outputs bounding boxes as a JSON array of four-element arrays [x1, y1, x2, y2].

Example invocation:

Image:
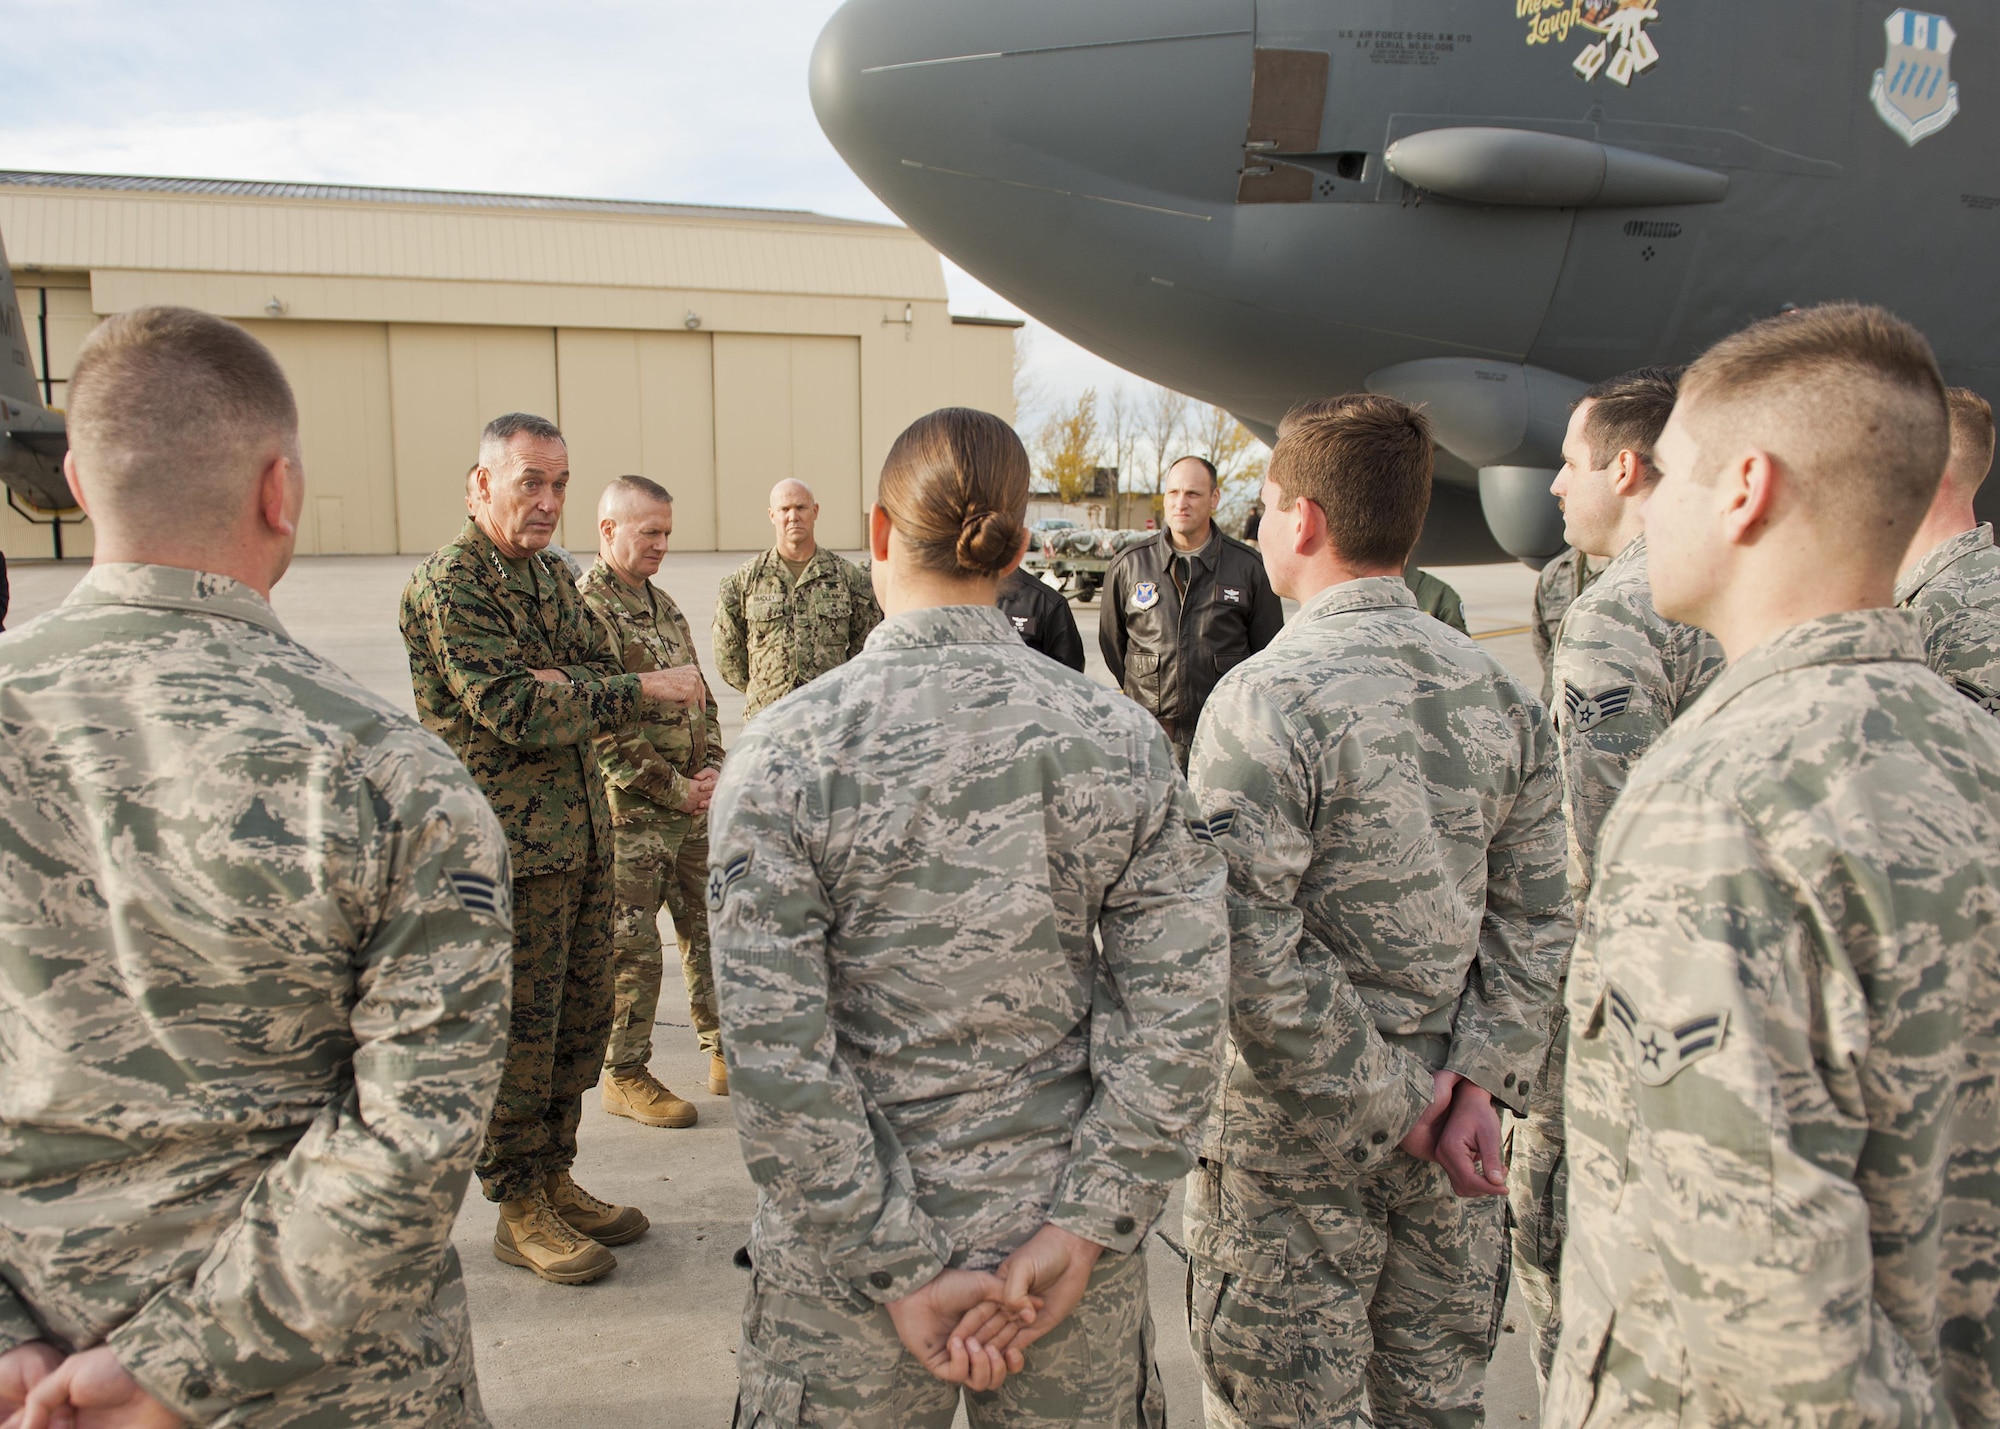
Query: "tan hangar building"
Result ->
[[0, 170, 1020, 559]]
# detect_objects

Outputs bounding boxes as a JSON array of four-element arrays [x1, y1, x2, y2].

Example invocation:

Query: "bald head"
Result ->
[[770, 478, 820, 561]]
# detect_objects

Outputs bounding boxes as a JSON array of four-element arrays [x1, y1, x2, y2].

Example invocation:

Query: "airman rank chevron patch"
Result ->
[[1956, 678, 2000, 715], [1563, 681, 1636, 733], [1607, 983, 1729, 1087], [447, 870, 505, 919], [708, 852, 752, 911]]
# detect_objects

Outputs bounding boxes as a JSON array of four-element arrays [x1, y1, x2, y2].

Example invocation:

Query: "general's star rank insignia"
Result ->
[[1132, 580, 1160, 611], [1606, 983, 1729, 1087], [1563, 681, 1635, 733], [1956, 678, 2000, 715], [707, 852, 751, 912]]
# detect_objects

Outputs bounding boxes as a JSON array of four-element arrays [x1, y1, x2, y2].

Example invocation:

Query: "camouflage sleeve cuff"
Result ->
[[832, 1227, 952, 1306], [108, 1296, 269, 1421], [1281, 1058, 1436, 1175], [0, 1286, 39, 1356], [1447, 1042, 1538, 1118], [1043, 1183, 1167, 1255]]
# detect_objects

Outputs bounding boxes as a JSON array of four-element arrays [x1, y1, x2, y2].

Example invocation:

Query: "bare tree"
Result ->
[[1012, 329, 1044, 430], [1142, 385, 1191, 496], [1102, 385, 1137, 493]]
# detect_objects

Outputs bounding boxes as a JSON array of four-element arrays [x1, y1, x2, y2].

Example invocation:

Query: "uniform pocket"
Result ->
[[1542, 1266, 1615, 1428], [732, 1340, 805, 1428], [746, 593, 785, 624], [1184, 1164, 1302, 1424]]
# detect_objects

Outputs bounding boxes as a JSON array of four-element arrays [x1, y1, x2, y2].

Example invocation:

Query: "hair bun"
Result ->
[[956, 508, 1019, 575]]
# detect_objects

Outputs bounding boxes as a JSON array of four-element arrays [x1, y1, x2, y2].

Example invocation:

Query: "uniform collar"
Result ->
[[864, 603, 1018, 652], [1600, 532, 1647, 581], [61, 562, 290, 638], [1675, 608, 1925, 732], [1161, 526, 1221, 569], [1896, 523, 1994, 604], [460, 517, 562, 587], [1292, 574, 1418, 626], [582, 560, 654, 609], [767, 545, 829, 579]]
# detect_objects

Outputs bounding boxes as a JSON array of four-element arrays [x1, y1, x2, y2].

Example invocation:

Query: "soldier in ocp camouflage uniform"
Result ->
[[402, 413, 704, 1286], [1512, 368, 1724, 1382], [579, 475, 727, 1129], [1897, 387, 2000, 1426], [1188, 396, 1572, 1429], [710, 408, 1228, 1428], [713, 478, 882, 719], [1403, 565, 1468, 634], [0, 307, 512, 1426], [1550, 304, 2000, 1426]]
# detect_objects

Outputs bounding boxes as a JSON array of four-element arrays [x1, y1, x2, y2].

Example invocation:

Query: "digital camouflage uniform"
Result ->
[[1531, 547, 1604, 707], [1186, 577, 1573, 1429], [1404, 567, 1469, 634], [1548, 610, 2000, 1428], [0, 565, 513, 1426], [712, 547, 881, 719], [401, 518, 641, 1203], [1898, 521, 2000, 1426], [708, 604, 1230, 1428], [1512, 535, 1725, 1380], [578, 560, 725, 1064]]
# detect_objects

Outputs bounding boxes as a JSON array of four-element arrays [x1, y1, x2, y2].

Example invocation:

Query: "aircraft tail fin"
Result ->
[[0, 225, 47, 411]]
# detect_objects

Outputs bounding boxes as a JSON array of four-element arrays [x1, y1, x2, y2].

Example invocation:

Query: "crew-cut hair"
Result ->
[[1270, 394, 1434, 568]]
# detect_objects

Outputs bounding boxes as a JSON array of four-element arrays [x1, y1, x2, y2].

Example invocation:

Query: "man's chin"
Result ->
[[517, 528, 556, 551]]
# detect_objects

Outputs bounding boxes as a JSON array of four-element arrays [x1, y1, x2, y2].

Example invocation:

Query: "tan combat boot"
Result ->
[[493, 1187, 616, 1284], [707, 1050, 729, 1097], [602, 1067, 697, 1128], [546, 1169, 650, 1246]]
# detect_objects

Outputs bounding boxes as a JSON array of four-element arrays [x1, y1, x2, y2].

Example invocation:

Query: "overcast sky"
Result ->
[[0, 0, 1139, 423]]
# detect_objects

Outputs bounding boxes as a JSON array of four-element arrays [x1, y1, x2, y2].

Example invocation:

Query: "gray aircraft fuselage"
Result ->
[[812, 0, 1998, 562], [0, 223, 70, 515]]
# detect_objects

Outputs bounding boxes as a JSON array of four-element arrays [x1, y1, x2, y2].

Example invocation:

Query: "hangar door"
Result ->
[[555, 328, 717, 552], [237, 319, 397, 556], [712, 334, 862, 551], [389, 325, 558, 556]]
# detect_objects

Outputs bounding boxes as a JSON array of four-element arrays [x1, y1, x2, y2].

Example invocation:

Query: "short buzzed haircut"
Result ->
[[601, 473, 674, 512], [1946, 387, 1995, 493], [66, 306, 298, 535], [1578, 366, 1683, 479], [1270, 394, 1434, 567], [1679, 303, 1949, 550], [479, 412, 564, 468]]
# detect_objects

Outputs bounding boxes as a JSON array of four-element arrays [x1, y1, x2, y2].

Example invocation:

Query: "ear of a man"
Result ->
[[259, 452, 298, 538], [1723, 450, 1779, 546]]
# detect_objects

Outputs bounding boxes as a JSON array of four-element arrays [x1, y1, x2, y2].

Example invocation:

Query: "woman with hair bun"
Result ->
[[707, 407, 1230, 1426]]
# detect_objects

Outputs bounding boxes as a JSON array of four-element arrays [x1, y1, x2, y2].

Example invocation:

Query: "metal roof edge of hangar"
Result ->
[[0, 169, 899, 232]]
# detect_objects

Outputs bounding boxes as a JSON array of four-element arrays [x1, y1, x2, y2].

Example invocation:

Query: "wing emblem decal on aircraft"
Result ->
[[1872, 10, 1961, 145]]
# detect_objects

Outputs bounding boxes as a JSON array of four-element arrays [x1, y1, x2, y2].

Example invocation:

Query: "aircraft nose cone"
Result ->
[[811, 0, 1253, 222]]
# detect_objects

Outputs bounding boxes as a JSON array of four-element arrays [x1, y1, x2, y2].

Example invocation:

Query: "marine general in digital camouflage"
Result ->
[[710, 408, 1228, 1427], [1188, 397, 1572, 1429], [578, 475, 726, 1129], [1549, 304, 2000, 1426], [0, 308, 512, 1426], [713, 479, 882, 718], [401, 413, 675, 1284]]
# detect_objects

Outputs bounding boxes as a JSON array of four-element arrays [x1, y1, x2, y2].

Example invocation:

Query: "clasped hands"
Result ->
[[883, 1223, 1103, 1395], [528, 663, 706, 709], [0, 1342, 183, 1429], [1400, 1070, 1508, 1198]]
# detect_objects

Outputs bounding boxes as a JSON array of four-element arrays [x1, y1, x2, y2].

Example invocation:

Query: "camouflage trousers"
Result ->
[[476, 857, 615, 1203], [1507, 1005, 1567, 1386], [1185, 1156, 1508, 1429], [605, 813, 719, 1068], [733, 1250, 1165, 1428]]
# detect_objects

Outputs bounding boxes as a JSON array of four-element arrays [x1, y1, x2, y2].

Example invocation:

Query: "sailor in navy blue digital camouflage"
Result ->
[[710, 409, 1227, 1427], [1548, 305, 2000, 1428], [0, 308, 513, 1426], [1187, 395, 1572, 1429], [401, 412, 707, 1285], [1513, 367, 1725, 1381]]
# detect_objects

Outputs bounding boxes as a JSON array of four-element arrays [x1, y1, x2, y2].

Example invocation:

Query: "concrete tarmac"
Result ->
[[5, 548, 1546, 1429]]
